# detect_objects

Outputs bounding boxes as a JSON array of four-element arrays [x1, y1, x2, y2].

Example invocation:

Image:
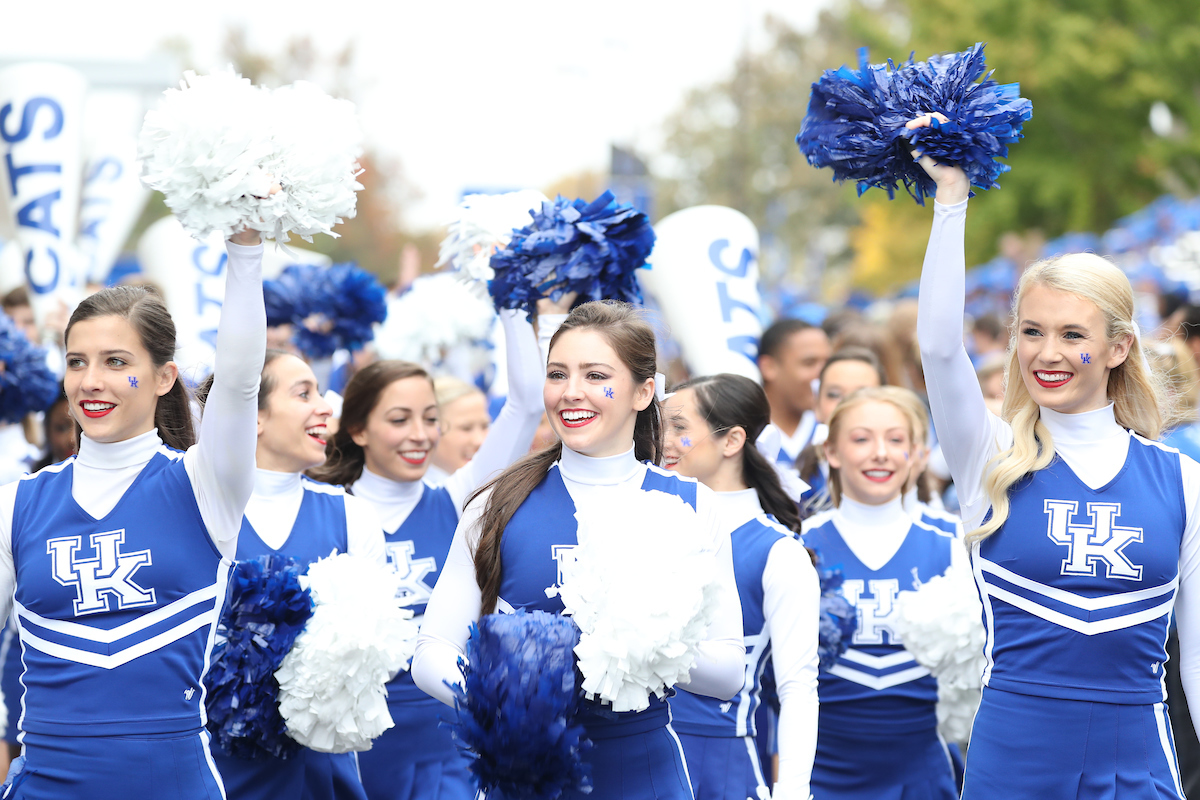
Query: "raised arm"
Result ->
[[766, 536, 820, 800], [184, 233, 266, 559], [1174, 456, 1200, 733], [912, 124, 1005, 511]]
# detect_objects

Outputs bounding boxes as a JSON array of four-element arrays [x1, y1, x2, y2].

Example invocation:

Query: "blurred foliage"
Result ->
[[657, 0, 1200, 296]]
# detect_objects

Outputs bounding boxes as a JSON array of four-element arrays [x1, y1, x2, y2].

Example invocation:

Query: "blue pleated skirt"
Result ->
[[357, 695, 471, 800], [676, 734, 768, 800], [302, 752, 368, 800], [811, 722, 957, 800], [963, 688, 1184, 800], [212, 748, 306, 799]]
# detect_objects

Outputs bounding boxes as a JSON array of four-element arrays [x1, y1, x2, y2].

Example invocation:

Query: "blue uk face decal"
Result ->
[[1081, 353, 1091, 365], [681, 436, 693, 448], [128, 376, 138, 388], [603, 387, 614, 399]]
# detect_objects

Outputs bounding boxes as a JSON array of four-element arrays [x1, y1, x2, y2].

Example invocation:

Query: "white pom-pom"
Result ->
[[138, 70, 362, 241], [436, 191, 548, 283], [374, 273, 496, 366], [548, 488, 722, 712], [891, 565, 986, 744], [275, 554, 418, 753]]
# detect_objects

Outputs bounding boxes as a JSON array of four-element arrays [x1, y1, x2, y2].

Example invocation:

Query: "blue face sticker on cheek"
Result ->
[[603, 387, 614, 399], [681, 436, 693, 448], [903, 451, 909, 461], [128, 377, 138, 388], [1081, 353, 1092, 365]]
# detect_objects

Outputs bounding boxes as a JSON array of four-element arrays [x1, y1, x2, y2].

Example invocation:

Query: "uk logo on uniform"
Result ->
[[841, 578, 902, 645], [386, 541, 437, 605], [47, 529, 156, 616], [1044, 499, 1144, 581]]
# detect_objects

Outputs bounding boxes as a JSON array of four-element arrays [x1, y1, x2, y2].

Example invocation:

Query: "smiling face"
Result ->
[[64, 315, 177, 444], [662, 387, 726, 481], [256, 355, 332, 473], [1016, 283, 1130, 415], [544, 328, 655, 459], [824, 399, 914, 506], [816, 359, 883, 424], [352, 375, 440, 482], [431, 390, 490, 474]]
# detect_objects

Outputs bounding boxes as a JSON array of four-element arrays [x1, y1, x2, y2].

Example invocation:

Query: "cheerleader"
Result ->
[[426, 377, 490, 486], [802, 386, 960, 800], [198, 350, 386, 800], [412, 300, 745, 800], [0, 229, 265, 797], [886, 390, 962, 538], [310, 303, 551, 800], [912, 115, 1199, 798], [661, 373, 820, 800]]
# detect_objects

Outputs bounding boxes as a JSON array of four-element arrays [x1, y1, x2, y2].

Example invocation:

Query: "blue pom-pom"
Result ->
[[489, 192, 654, 321], [817, 562, 858, 670], [0, 313, 59, 425], [205, 555, 314, 760], [447, 610, 592, 800], [798, 43, 1032, 204], [262, 263, 388, 358]]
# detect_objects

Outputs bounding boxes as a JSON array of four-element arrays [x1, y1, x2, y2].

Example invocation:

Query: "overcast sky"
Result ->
[[4, 0, 831, 228]]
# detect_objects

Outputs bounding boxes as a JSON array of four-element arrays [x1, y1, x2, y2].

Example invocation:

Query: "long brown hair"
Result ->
[[473, 301, 662, 614], [64, 286, 194, 450], [308, 360, 434, 486]]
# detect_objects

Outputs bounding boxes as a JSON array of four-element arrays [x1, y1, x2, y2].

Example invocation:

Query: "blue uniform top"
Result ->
[[670, 513, 793, 738], [975, 439, 1185, 705], [803, 512, 954, 734], [11, 451, 230, 737], [236, 477, 349, 567], [498, 463, 698, 735]]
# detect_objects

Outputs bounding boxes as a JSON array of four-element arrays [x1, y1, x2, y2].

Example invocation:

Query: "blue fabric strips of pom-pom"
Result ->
[[262, 262, 388, 358], [447, 610, 592, 800], [816, 561, 858, 671], [0, 313, 59, 425], [488, 191, 655, 321], [797, 43, 1032, 204], [205, 555, 315, 760]]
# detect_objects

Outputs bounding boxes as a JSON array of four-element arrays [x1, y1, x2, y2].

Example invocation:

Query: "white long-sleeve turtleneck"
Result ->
[[411, 445, 745, 708], [348, 465, 425, 533], [917, 198, 1200, 731], [709, 489, 819, 800], [244, 468, 386, 564]]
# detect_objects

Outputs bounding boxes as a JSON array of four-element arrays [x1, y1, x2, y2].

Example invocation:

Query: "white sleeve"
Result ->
[[916, 200, 1009, 512], [537, 313, 568, 371], [443, 310, 546, 514], [1173, 455, 1200, 733], [674, 488, 747, 701], [765, 537, 819, 800], [183, 241, 266, 560], [0, 482, 18, 621], [344, 493, 387, 565], [411, 488, 486, 706]]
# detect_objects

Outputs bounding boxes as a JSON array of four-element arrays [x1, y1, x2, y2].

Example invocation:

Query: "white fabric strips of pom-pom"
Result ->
[[374, 272, 496, 366], [548, 488, 722, 713], [436, 190, 548, 283], [275, 553, 419, 753], [138, 70, 363, 242], [891, 564, 986, 744]]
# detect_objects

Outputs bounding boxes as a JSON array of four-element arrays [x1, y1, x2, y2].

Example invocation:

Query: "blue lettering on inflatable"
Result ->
[[708, 239, 755, 278], [4, 153, 61, 197], [717, 281, 758, 324], [0, 97, 64, 143], [24, 247, 60, 295], [191, 244, 227, 278], [85, 156, 122, 184], [16, 190, 61, 237], [726, 335, 759, 366], [195, 283, 222, 316], [199, 329, 219, 350]]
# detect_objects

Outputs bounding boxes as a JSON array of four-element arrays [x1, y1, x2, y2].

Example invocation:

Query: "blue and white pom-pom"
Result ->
[[373, 273, 496, 366], [205, 555, 314, 760], [891, 565, 986, 744], [547, 488, 722, 712], [262, 263, 388, 358], [139, 69, 363, 241], [437, 191, 549, 284], [0, 313, 59, 425], [489, 192, 655, 321], [797, 43, 1032, 204], [816, 561, 858, 671], [448, 610, 591, 800], [275, 553, 419, 753]]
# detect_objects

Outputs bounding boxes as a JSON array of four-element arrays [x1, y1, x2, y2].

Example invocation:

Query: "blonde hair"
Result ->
[[970, 253, 1174, 545], [433, 375, 482, 409], [824, 386, 926, 507]]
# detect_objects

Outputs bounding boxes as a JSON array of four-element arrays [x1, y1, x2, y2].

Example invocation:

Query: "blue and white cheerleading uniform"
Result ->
[[412, 446, 746, 800], [670, 488, 819, 800], [918, 198, 1200, 799], [803, 497, 959, 800], [0, 239, 265, 799], [212, 470, 385, 800], [352, 309, 550, 800]]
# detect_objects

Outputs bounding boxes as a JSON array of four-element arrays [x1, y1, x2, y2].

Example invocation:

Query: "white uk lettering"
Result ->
[[551, 544, 578, 586], [1044, 499, 1144, 581], [46, 530, 156, 616], [385, 540, 437, 606], [841, 578, 902, 645]]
